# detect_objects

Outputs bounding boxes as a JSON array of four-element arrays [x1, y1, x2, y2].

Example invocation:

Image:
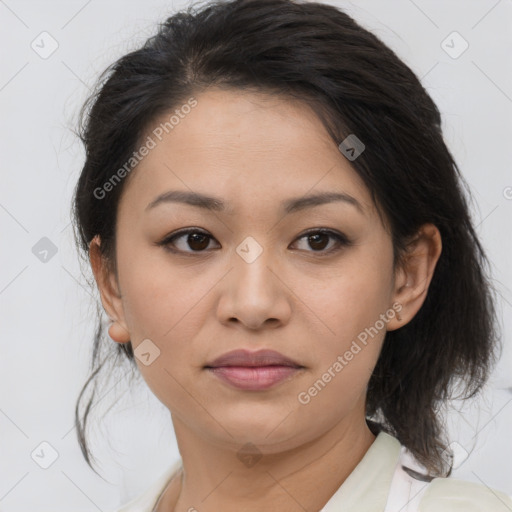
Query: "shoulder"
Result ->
[[112, 460, 182, 512], [418, 476, 512, 511], [388, 442, 512, 512]]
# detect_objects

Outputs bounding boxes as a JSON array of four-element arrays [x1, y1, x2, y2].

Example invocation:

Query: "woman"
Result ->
[[71, 0, 512, 510]]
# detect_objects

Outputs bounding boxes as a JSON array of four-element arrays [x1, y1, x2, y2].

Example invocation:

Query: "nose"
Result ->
[[216, 239, 292, 331]]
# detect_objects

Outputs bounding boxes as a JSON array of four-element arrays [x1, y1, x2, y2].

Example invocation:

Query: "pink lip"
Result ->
[[204, 349, 304, 391], [205, 348, 302, 368], [207, 366, 302, 390]]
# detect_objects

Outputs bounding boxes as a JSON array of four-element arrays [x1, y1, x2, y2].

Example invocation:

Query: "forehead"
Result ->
[[119, 88, 374, 218]]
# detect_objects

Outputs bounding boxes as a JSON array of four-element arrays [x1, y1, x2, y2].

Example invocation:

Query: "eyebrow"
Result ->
[[145, 190, 365, 215]]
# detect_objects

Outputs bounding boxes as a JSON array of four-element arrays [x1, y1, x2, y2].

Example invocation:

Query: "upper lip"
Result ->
[[204, 349, 303, 368]]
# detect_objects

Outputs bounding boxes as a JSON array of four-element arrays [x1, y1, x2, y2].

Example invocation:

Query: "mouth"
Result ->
[[204, 348, 303, 369], [204, 349, 304, 391]]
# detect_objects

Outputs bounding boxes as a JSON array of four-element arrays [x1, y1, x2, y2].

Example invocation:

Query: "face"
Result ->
[[96, 88, 406, 453]]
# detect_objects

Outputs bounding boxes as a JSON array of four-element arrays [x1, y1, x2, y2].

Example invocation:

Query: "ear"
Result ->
[[387, 223, 442, 331], [89, 235, 131, 344]]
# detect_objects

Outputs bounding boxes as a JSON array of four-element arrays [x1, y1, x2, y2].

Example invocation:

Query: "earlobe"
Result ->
[[89, 235, 131, 344], [108, 320, 131, 344], [387, 223, 442, 331]]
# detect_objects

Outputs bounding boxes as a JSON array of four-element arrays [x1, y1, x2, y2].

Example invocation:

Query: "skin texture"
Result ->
[[89, 88, 442, 511]]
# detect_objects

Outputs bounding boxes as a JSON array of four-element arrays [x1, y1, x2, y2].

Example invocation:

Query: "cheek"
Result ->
[[294, 277, 391, 419], [117, 259, 211, 407], [117, 254, 215, 396], [115, 240, 198, 338], [295, 249, 394, 381], [302, 259, 392, 338]]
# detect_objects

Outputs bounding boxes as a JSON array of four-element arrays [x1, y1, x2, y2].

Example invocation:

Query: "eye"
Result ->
[[156, 228, 351, 256], [157, 228, 219, 254], [291, 229, 351, 254]]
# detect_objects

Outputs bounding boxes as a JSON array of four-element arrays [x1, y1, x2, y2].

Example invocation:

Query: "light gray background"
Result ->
[[1, 0, 511, 510]]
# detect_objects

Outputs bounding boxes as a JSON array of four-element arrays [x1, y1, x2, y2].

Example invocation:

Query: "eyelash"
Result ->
[[156, 227, 352, 256]]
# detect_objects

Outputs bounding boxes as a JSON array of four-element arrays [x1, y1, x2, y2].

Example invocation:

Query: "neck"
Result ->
[[155, 416, 376, 512]]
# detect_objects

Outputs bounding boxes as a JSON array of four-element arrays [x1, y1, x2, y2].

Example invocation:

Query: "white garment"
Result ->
[[384, 445, 433, 512], [114, 431, 512, 511]]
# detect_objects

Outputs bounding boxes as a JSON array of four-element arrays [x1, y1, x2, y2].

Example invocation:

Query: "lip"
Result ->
[[204, 349, 304, 391], [204, 349, 302, 368]]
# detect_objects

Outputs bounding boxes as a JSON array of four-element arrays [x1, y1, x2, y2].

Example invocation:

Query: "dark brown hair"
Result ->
[[71, 0, 500, 478]]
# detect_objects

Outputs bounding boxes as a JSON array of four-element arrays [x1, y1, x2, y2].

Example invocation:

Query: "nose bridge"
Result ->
[[232, 234, 275, 294], [217, 233, 291, 329], [235, 234, 267, 266]]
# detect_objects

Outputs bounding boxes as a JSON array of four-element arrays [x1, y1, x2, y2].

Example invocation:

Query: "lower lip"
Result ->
[[206, 365, 302, 390]]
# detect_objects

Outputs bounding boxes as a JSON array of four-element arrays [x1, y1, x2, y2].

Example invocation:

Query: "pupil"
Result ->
[[309, 233, 328, 251], [189, 233, 209, 250]]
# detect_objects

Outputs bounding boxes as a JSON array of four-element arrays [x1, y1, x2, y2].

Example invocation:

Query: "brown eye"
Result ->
[[307, 232, 330, 251], [292, 229, 351, 254], [186, 232, 210, 251], [158, 229, 218, 254]]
